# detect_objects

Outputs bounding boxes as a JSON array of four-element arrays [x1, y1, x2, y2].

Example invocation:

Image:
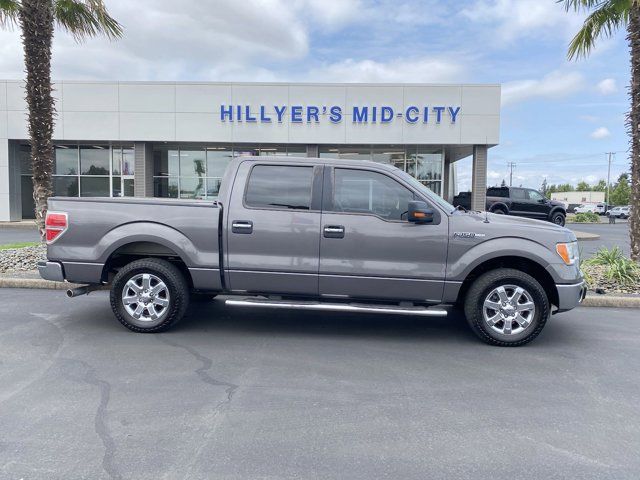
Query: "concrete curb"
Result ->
[[582, 293, 640, 308], [571, 230, 600, 241], [0, 221, 38, 230], [1, 276, 639, 308]]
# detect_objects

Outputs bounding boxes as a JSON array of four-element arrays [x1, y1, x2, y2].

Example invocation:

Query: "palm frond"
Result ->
[[567, 0, 630, 59], [559, 0, 605, 13], [54, 0, 122, 42], [0, 0, 20, 28]]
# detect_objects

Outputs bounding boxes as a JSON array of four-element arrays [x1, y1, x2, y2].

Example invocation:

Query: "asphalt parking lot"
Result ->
[[572, 221, 630, 258], [1, 289, 638, 480], [0, 225, 40, 245]]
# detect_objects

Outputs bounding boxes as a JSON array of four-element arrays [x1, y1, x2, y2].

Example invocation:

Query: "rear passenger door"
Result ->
[[225, 161, 323, 296], [509, 188, 529, 216], [318, 166, 448, 302]]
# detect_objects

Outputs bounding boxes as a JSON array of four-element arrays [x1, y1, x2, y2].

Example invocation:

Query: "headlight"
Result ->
[[556, 241, 579, 265]]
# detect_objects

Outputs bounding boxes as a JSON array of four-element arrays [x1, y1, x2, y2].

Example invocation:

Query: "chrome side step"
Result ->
[[225, 298, 448, 317]]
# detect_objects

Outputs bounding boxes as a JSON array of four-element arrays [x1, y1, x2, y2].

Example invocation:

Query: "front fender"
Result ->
[[446, 237, 564, 282]]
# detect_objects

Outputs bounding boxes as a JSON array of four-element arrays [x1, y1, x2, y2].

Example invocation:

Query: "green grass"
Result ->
[[0, 241, 40, 251]]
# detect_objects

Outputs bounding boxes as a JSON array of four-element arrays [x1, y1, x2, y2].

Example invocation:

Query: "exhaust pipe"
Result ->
[[66, 285, 100, 298]]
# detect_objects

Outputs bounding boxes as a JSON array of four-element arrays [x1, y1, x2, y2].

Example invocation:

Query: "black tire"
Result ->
[[464, 268, 550, 347], [110, 258, 190, 333], [492, 208, 506, 215], [550, 211, 565, 226]]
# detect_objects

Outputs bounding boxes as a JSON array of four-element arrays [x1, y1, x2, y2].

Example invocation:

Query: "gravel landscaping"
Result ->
[[0, 244, 46, 274], [583, 263, 640, 295]]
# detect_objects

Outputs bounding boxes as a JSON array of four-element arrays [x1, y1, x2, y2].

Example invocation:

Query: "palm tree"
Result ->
[[560, 0, 640, 260], [0, 0, 122, 238]]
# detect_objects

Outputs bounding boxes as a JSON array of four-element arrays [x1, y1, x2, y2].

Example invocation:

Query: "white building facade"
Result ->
[[0, 80, 500, 221]]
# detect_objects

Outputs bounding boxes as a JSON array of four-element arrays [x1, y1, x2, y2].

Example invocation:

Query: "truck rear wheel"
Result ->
[[110, 258, 190, 333], [464, 268, 549, 346]]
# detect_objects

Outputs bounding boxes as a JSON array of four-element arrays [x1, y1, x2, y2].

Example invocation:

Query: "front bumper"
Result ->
[[555, 280, 587, 312], [37, 261, 65, 282]]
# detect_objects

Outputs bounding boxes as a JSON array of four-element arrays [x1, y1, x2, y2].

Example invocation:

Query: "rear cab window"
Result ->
[[245, 165, 314, 210]]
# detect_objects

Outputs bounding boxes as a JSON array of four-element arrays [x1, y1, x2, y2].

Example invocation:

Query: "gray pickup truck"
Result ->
[[38, 156, 585, 346]]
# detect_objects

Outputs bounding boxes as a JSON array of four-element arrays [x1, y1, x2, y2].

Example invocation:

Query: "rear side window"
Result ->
[[511, 188, 526, 200], [245, 165, 314, 210], [333, 168, 415, 221], [487, 187, 508, 198]]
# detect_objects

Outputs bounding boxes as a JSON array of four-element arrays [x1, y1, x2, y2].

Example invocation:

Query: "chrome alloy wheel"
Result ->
[[122, 273, 170, 322], [482, 284, 535, 335]]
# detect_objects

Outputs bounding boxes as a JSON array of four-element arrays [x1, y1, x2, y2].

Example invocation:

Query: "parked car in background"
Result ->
[[453, 186, 567, 226], [574, 203, 607, 215], [607, 206, 631, 219]]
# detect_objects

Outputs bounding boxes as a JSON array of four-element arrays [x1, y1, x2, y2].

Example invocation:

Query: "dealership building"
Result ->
[[0, 80, 500, 221]]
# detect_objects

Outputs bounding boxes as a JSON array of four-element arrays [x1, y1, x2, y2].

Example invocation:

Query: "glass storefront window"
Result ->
[[206, 178, 222, 197], [53, 176, 79, 197], [80, 176, 110, 196], [179, 150, 206, 177], [154, 177, 179, 198], [122, 148, 134, 176], [55, 145, 78, 175], [80, 146, 110, 175], [206, 147, 232, 179], [179, 177, 206, 199]]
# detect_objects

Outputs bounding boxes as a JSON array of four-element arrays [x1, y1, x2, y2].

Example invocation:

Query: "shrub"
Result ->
[[585, 247, 640, 286], [574, 212, 600, 223]]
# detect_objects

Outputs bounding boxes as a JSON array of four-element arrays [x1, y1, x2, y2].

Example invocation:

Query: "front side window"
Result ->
[[245, 165, 313, 210], [333, 168, 414, 221], [527, 190, 545, 202]]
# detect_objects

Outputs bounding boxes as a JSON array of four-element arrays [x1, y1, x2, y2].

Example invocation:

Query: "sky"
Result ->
[[0, 0, 630, 192]]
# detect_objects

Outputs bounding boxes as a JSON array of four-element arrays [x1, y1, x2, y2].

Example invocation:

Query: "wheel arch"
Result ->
[[489, 202, 509, 213], [455, 256, 559, 308]]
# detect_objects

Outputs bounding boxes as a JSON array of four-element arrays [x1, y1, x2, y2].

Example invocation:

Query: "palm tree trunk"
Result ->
[[18, 0, 55, 240]]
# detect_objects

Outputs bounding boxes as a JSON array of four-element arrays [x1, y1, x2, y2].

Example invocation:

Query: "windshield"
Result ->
[[396, 169, 456, 213]]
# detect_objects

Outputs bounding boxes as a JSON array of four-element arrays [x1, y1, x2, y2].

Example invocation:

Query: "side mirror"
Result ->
[[408, 200, 434, 224], [538, 198, 546, 204]]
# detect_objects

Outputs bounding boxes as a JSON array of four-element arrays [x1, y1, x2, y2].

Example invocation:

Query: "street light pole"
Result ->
[[606, 152, 614, 206]]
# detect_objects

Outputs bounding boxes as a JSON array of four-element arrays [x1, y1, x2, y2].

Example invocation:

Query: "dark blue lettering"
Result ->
[[423, 107, 429, 123], [274, 105, 287, 122], [307, 106, 319, 122], [381, 106, 393, 122], [260, 105, 271, 122], [448, 106, 461, 123], [433, 106, 445, 123], [245, 105, 256, 122], [329, 106, 342, 123], [221, 105, 233, 121], [236, 105, 242, 122], [405, 106, 419, 123], [291, 105, 303, 123], [353, 106, 368, 123]]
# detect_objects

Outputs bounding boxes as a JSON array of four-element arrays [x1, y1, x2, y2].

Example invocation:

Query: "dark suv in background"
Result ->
[[454, 186, 566, 226]]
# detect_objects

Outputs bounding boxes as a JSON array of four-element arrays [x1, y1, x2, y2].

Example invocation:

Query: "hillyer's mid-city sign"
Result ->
[[220, 105, 461, 124]]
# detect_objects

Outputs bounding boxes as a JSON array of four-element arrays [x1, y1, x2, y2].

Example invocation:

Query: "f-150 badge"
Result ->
[[453, 232, 486, 239]]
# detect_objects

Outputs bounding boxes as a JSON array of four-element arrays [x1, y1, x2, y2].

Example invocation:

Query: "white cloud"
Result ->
[[590, 127, 611, 139], [307, 56, 464, 83], [461, 0, 582, 41], [0, 0, 310, 81], [502, 70, 584, 106], [298, 0, 362, 27], [597, 78, 617, 95]]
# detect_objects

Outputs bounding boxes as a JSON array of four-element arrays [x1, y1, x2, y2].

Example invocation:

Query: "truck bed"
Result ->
[[46, 197, 222, 290]]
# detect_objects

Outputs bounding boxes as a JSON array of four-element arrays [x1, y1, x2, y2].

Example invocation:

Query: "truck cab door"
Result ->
[[318, 166, 448, 303], [225, 161, 323, 296], [523, 189, 549, 218]]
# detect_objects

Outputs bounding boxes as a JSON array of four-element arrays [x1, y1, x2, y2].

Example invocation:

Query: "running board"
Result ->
[[225, 298, 448, 317]]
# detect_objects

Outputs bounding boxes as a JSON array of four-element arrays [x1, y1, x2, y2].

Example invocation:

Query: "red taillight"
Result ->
[[45, 211, 68, 244]]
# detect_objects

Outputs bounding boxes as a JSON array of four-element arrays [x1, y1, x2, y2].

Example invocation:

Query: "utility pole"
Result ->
[[606, 152, 614, 205], [507, 162, 516, 186]]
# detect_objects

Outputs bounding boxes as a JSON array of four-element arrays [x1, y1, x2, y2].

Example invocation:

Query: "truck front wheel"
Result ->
[[463, 268, 550, 346], [550, 211, 566, 226], [110, 258, 190, 333]]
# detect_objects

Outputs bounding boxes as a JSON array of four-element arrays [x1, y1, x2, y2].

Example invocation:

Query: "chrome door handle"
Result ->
[[323, 225, 345, 238], [232, 220, 253, 234]]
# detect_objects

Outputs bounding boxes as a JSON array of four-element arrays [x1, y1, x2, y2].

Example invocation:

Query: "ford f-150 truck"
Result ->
[[38, 156, 585, 346]]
